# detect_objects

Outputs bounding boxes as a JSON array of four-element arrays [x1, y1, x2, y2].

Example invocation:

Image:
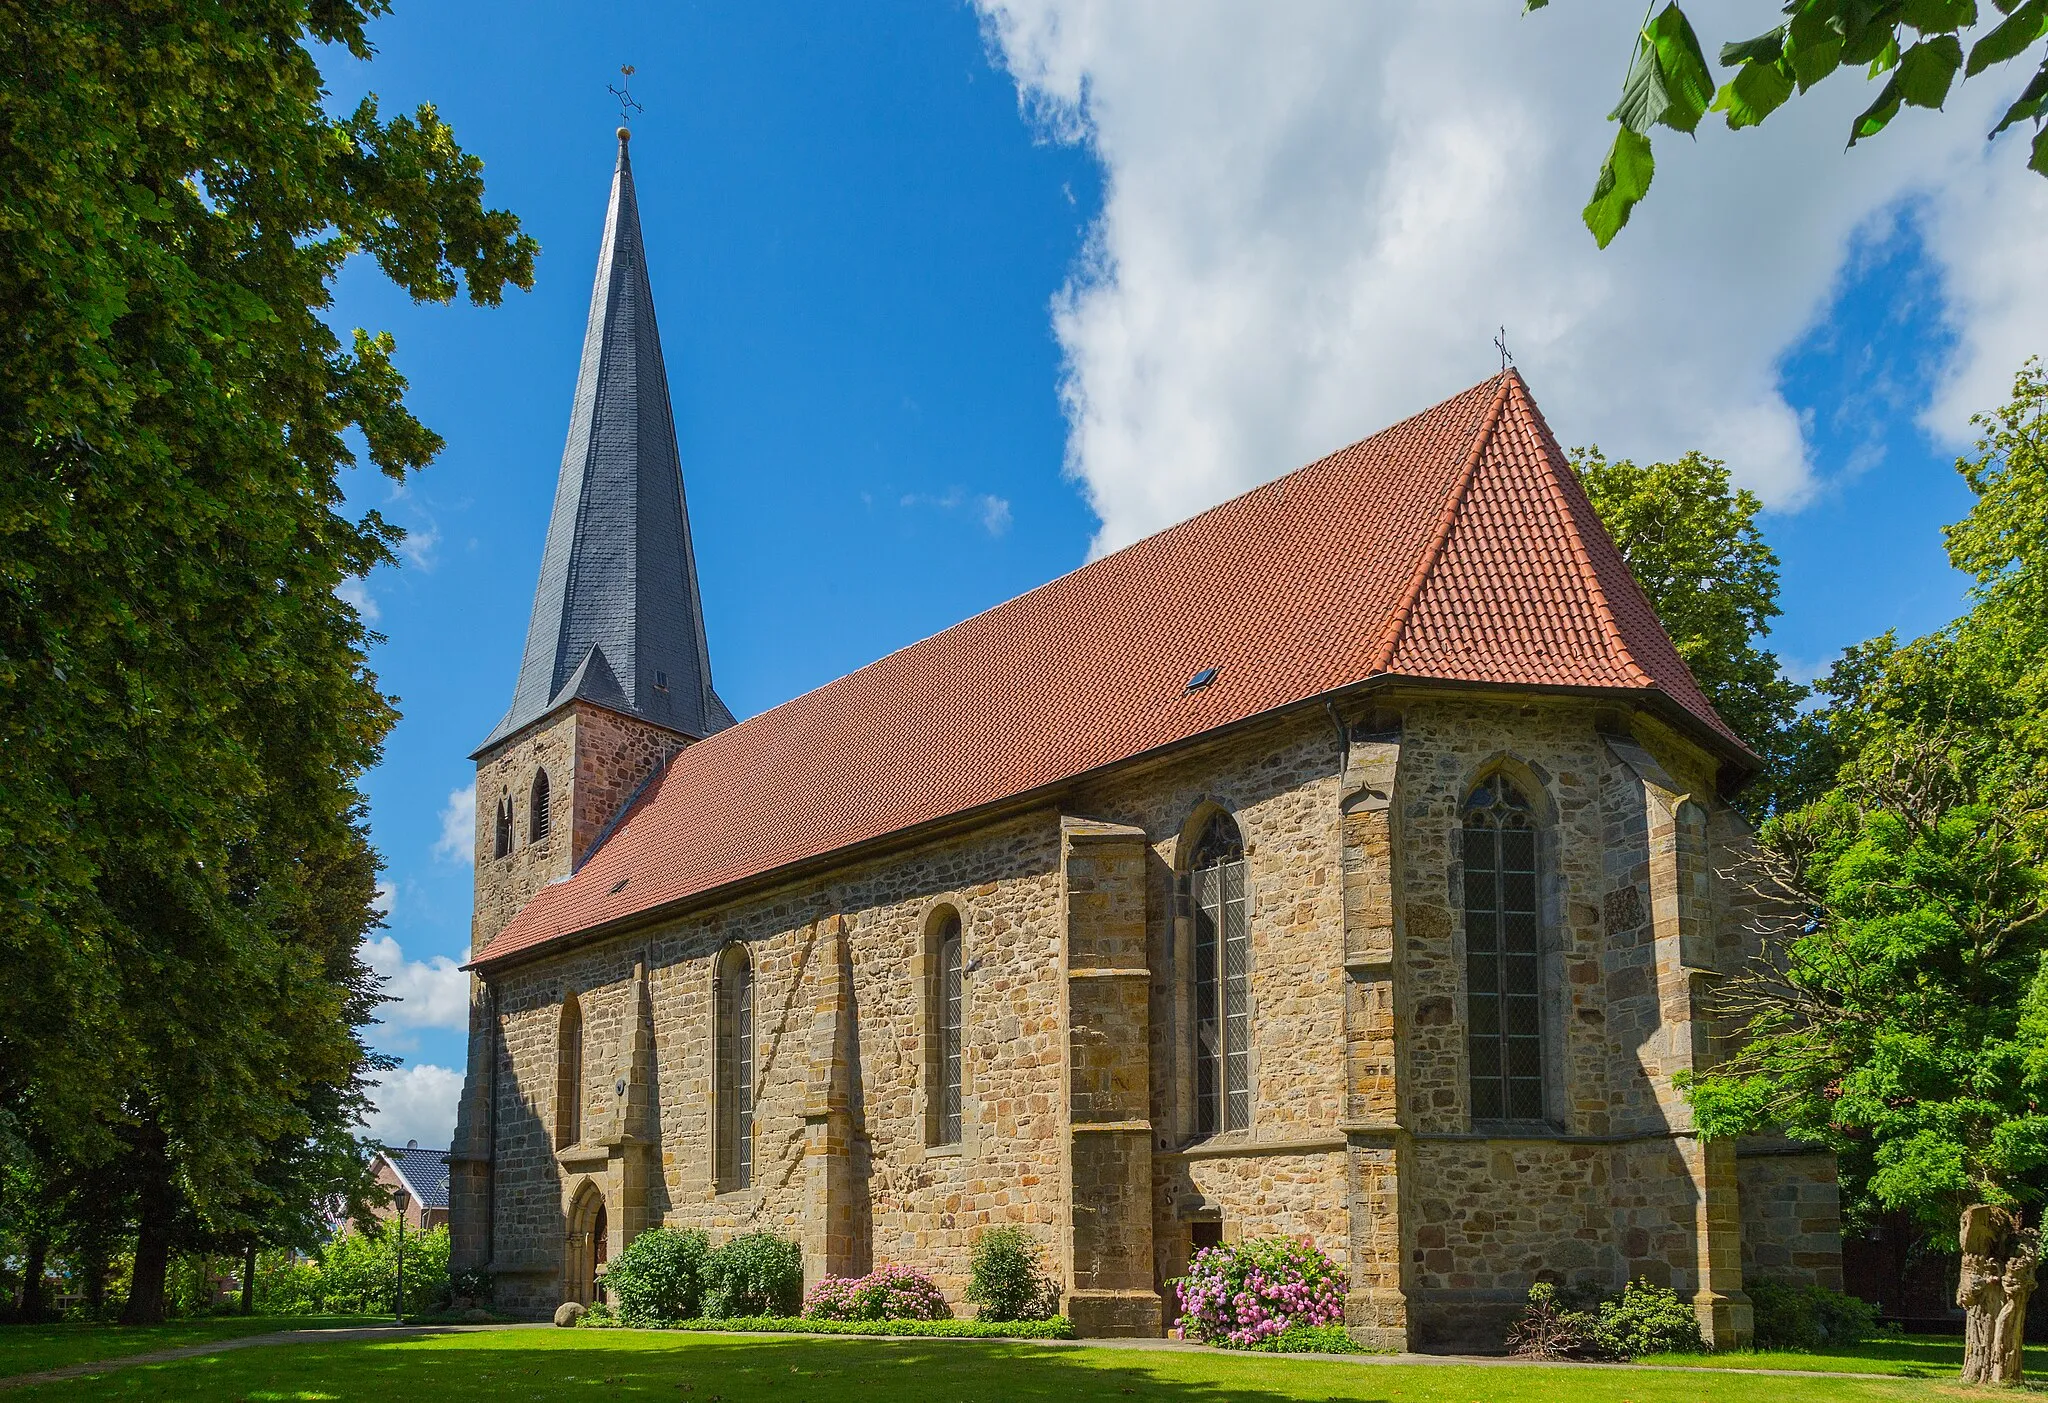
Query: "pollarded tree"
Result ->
[[1575, 448, 1809, 819]]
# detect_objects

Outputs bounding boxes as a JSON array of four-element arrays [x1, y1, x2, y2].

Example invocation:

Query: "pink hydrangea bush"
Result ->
[[1174, 1236, 1347, 1349], [803, 1264, 951, 1322]]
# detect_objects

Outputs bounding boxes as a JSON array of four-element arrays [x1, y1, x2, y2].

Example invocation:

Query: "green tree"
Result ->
[[1681, 364, 2048, 1385], [1575, 448, 1809, 817], [1529, 2, 2048, 246], [0, 0, 533, 1321]]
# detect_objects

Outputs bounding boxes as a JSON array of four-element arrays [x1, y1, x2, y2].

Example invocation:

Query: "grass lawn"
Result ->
[[1639, 1335, 2045, 1378], [0, 1315, 382, 1380], [0, 1327, 1973, 1402]]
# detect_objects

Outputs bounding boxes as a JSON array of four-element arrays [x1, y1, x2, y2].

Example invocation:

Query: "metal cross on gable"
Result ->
[[609, 65, 644, 123], [1495, 325, 1514, 372]]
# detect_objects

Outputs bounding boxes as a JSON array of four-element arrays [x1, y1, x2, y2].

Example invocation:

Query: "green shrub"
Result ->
[[964, 1226, 1058, 1322], [1245, 1322, 1366, 1354], [1747, 1279, 1878, 1350], [1505, 1281, 1602, 1359], [577, 1300, 623, 1327], [701, 1232, 803, 1318], [1594, 1278, 1704, 1358], [252, 1253, 325, 1315], [1507, 1278, 1703, 1360], [657, 1314, 1074, 1339], [316, 1223, 450, 1317], [603, 1227, 710, 1324]]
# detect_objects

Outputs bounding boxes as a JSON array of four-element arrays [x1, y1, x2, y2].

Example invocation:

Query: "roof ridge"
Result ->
[[1504, 374, 1653, 688], [1370, 372, 1514, 672]]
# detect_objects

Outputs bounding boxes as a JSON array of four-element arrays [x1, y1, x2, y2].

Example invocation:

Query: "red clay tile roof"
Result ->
[[472, 371, 1749, 969]]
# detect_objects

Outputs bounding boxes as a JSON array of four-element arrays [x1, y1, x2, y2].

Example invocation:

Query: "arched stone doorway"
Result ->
[[564, 1179, 608, 1306]]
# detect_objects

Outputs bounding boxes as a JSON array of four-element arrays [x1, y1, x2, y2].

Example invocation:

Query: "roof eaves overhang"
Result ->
[[466, 671, 1754, 978]]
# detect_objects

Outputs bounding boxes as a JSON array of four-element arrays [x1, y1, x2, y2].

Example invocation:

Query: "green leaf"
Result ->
[[1989, 56, 2048, 131], [1899, 34, 1966, 106], [1524, 0, 1549, 11], [1967, 0, 2048, 75], [1869, 33, 1902, 77], [1722, 26, 1788, 65], [1902, 0, 1978, 32], [1851, 74, 1906, 142], [1584, 127, 1655, 248], [1844, 19, 1900, 66], [1611, 3, 1719, 135], [1788, 7, 1847, 89], [1714, 59, 1798, 127], [2032, 124, 2048, 172]]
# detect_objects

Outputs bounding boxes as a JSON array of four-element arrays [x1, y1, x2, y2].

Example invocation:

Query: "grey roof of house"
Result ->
[[477, 130, 734, 756], [383, 1144, 450, 1212]]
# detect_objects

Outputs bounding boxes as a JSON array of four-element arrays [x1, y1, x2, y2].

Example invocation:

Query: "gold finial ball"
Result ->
[[617, 126, 632, 143]]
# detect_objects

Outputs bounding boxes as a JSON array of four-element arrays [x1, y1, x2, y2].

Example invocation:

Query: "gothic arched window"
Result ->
[[928, 910, 964, 1146], [555, 992, 583, 1149], [1463, 773, 1545, 1123], [493, 794, 514, 860], [716, 946, 755, 1191], [1189, 810, 1250, 1135], [530, 769, 552, 844]]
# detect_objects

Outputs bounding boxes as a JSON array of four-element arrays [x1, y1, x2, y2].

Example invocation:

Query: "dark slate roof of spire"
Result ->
[[478, 130, 733, 756]]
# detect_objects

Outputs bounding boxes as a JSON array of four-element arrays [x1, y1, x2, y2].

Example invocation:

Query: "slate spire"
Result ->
[[479, 128, 734, 754]]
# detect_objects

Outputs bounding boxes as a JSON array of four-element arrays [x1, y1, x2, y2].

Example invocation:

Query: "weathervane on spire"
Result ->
[[609, 65, 644, 126], [1495, 325, 1514, 372]]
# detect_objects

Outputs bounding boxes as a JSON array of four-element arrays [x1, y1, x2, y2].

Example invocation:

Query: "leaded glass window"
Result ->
[[1464, 774, 1545, 1122], [1191, 811, 1250, 1134], [717, 948, 754, 1190], [937, 915, 963, 1145]]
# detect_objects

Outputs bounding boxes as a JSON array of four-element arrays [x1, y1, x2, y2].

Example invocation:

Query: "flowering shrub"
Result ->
[[803, 1264, 951, 1321], [1173, 1236, 1347, 1349]]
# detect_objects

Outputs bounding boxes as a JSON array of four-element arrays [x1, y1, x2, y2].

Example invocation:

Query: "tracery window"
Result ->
[[929, 911, 964, 1146], [493, 794, 514, 859], [1189, 810, 1250, 1135], [1463, 773, 1545, 1122], [530, 769, 552, 844], [555, 992, 583, 1149], [716, 946, 755, 1191]]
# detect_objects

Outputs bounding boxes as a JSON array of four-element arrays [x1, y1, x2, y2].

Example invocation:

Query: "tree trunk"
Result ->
[[119, 1166, 175, 1326], [1958, 1203, 2040, 1386], [240, 1242, 257, 1315], [17, 1234, 51, 1323]]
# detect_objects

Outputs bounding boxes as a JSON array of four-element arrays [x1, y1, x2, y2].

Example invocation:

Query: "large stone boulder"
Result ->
[[553, 1301, 586, 1328]]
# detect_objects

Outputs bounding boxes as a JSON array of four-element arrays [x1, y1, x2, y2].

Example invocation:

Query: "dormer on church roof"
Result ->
[[478, 128, 732, 756]]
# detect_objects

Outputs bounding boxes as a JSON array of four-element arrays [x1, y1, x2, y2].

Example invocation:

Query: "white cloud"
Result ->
[[399, 521, 441, 571], [360, 933, 468, 1030], [360, 1064, 464, 1150], [973, 1, 2048, 555], [336, 577, 380, 624], [898, 487, 1015, 536], [372, 881, 396, 918], [979, 494, 1014, 536], [434, 782, 476, 865]]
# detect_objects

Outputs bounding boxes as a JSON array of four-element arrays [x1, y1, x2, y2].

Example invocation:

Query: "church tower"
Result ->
[[451, 128, 729, 1277]]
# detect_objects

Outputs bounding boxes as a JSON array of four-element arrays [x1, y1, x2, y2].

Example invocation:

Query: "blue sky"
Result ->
[[324, 2, 2039, 1146]]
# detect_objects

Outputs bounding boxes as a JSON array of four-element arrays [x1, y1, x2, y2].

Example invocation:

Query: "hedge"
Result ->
[[587, 1313, 1075, 1340]]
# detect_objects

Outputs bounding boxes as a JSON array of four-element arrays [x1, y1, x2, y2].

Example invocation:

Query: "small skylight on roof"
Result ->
[[654, 670, 669, 691], [1186, 667, 1220, 692], [608, 877, 631, 895]]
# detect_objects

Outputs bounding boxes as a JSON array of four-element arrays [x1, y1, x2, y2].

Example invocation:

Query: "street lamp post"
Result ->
[[391, 1188, 410, 1325]]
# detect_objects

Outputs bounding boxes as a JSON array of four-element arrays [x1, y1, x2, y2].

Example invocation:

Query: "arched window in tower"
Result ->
[[1189, 810, 1250, 1135], [555, 992, 583, 1149], [530, 769, 552, 844], [493, 794, 514, 860], [927, 910, 964, 1146], [1463, 773, 1545, 1123], [716, 946, 755, 1191]]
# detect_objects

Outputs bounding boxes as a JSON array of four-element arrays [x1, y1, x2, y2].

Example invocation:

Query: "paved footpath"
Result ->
[[0, 1321, 1917, 1391]]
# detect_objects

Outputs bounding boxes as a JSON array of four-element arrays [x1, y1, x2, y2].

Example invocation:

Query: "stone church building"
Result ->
[[447, 131, 1841, 1349]]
